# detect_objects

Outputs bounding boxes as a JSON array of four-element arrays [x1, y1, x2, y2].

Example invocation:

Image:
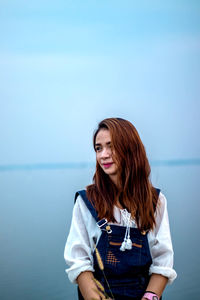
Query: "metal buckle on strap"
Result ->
[[96, 218, 108, 228], [96, 218, 112, 234]]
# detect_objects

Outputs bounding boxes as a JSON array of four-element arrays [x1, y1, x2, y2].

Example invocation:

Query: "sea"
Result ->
[[0, 163, 199, 299]]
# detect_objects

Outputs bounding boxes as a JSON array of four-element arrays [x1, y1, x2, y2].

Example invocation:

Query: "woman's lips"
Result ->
[[102, 163, 113, 169]]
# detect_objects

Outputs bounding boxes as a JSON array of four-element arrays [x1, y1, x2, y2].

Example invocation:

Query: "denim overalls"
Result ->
[[75, 189, 160, 300]]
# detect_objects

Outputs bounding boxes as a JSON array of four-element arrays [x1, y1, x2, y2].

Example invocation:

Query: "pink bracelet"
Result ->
[[143, 291, 160, 300]]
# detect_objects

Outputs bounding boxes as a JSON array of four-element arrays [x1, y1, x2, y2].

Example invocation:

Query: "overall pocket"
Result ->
[[105, 235, 143, 275]]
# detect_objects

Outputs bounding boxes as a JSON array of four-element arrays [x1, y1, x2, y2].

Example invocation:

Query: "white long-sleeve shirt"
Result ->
[[64, 191, 177, 284]]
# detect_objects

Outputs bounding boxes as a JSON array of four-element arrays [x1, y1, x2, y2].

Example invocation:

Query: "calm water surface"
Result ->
[[0, 165, 199, 299]]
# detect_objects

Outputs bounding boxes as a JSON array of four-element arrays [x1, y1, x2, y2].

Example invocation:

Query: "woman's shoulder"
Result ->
[[153, 191, 169, 232], [72, 193, 95, 228], [74, 188, 87, 209], [157, 191, 167, 210], [74, 188, 96, 216]]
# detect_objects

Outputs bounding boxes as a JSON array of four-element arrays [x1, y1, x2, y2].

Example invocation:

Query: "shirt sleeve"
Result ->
[[64, 195, 100, 283], [148, 192, 177, 284]]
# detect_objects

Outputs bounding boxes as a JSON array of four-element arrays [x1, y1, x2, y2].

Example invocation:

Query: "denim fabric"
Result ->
[[75, 190, 160, 300], [93, 225, 152, 299]]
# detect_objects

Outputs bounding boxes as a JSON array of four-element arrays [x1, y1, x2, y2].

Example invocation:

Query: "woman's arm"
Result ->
[[148, 193, 177, 284], [64, 196, 101, 283], [77, 271, 101, 300], [143, 193, 177, 299], [141, 273, 168, 299]]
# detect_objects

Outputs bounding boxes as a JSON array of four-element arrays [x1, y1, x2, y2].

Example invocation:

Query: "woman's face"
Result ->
[[95, 129, 118, 185]]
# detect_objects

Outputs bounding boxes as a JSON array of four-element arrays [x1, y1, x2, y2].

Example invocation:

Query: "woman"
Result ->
[[64, 118, 177, 300]]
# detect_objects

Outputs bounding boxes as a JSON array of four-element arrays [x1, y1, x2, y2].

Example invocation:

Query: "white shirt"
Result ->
[[64, 192, 177, 284]]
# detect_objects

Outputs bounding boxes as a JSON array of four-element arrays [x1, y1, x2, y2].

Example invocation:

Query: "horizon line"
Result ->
[[0, 158, 200, 172]]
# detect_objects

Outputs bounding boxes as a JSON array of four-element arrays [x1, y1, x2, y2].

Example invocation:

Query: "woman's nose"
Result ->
[[100, 147, 111, 158]]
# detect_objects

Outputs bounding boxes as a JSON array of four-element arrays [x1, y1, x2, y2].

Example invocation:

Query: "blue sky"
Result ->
[[0, 0, 199, 166]]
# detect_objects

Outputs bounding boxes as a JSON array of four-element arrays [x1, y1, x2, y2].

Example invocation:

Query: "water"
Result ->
[[0, 165, 199, 299]]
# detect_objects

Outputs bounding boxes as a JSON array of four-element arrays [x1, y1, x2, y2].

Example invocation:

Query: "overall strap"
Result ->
[[154, 188, 161, 212], [75, 188, 161, 221], [155, 188, 161, 195], [75, 190, 99, 222]]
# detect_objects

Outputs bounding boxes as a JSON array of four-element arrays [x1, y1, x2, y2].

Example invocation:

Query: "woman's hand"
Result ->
[[77, 271, 114, 300]]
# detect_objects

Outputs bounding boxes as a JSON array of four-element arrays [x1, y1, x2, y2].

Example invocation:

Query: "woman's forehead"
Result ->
[[95, 129, 111, 143]]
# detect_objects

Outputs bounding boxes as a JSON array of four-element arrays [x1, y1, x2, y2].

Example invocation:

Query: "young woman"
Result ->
[[64, 118, 177, 300]]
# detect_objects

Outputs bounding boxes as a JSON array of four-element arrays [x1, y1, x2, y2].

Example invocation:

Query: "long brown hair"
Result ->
[[86, 118, 158, 231]]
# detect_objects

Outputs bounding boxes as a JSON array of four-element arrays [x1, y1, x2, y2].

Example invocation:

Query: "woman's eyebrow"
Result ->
[[95, 141, 111, 146]]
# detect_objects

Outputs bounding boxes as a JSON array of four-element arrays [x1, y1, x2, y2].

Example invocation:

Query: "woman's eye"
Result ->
[[95, 146, 102, 152]]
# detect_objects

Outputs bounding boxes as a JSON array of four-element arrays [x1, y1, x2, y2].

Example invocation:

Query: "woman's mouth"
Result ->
[[102, 163, 113, 169]]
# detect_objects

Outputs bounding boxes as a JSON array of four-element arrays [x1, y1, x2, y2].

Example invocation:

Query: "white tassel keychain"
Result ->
[[120, 212, 132, 251], [125, 226, 132, 250], [120, 224, 128, 251], [120, 240, 127, 251]]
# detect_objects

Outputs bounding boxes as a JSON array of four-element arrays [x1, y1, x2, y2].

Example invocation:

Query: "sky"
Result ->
[[0, 0, 199, 167]]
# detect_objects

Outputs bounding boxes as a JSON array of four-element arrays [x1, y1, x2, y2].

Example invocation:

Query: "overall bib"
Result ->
[[75, 189, 160, 300]]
